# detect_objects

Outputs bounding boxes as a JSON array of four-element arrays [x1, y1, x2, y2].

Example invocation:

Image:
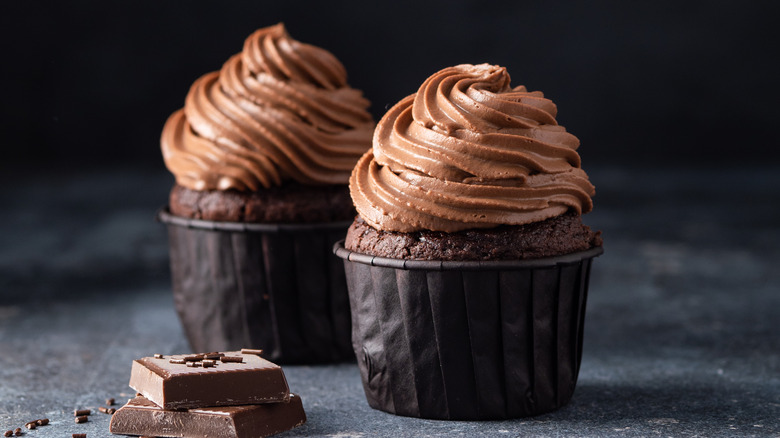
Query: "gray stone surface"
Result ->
[[1, 167, 779, 437]]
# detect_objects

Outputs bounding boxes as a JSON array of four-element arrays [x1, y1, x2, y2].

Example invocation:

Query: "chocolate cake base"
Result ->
[[334, 241, 603, 420], [345, 212, 602, 261], [169, 183, 355, 223]]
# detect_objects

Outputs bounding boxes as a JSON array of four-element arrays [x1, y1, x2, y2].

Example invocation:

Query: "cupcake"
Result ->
[[334, 64, 603, 419], [158, 23, 374, 364]]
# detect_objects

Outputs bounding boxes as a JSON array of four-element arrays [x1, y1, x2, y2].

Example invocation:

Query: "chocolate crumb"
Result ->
[[13, 429, 21, 437], [169, 182, 355, 223], [74, 409, 91, 416], [4, 431, 12, 437], [75, 415, 89, 423], [345, 211, 603, 261]]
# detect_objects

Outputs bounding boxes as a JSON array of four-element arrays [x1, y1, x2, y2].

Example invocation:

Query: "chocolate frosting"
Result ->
[[350, 63, 595, 232], [162, 23, 374, 191]]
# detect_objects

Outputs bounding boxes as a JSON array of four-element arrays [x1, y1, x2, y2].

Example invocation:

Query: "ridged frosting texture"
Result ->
[[350, 63, 595, 232], [162, 23, 374, 191]]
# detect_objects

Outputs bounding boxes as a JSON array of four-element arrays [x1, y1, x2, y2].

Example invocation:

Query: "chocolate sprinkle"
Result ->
[[74, 409, 91, 416], [240, 348, 263, 356], [75, 415, 89, 423]]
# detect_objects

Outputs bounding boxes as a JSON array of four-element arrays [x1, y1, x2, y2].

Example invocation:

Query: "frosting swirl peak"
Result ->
[[162, 23, 374, 191], [350, 63, 594, 232]]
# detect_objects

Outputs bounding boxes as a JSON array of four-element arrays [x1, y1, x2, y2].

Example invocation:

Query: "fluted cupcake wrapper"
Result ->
[[334, 241, 603, 420], [157, 208, 354, 364]]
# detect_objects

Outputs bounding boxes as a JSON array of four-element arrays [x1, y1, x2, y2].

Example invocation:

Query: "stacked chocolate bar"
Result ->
[[110, 349, 305, 437]]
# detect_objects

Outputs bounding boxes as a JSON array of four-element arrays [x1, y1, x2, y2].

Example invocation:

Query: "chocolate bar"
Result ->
[[129, 351, 289, 409], [109, 395, 306, 438]]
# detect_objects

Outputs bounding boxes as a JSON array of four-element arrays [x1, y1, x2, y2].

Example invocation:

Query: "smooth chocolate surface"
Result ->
[[109, 394, 306, 438], [129, 351, 289, 410]]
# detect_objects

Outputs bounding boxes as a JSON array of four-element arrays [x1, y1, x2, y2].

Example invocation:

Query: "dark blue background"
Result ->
[[2, 1, 778, 170]]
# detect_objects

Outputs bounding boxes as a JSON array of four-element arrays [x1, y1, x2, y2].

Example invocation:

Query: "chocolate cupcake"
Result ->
[[335, 64, 603, 419], [158, 23, 374, 364]]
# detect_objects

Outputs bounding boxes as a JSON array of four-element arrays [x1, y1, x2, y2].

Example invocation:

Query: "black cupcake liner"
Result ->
[[334, 240, 603, 420], [157, 208, 354, 364]]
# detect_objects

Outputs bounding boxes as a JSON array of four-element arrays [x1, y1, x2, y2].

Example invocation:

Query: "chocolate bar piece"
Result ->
[[109, 395, 306, 438], [129, 351, 289, 409]]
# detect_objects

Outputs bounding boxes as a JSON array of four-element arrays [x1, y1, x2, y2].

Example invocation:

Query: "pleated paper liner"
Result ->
[[157, 208, 354, 364], [334, 240, 603, 420]]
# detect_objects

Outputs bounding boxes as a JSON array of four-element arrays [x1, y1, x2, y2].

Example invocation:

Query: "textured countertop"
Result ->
[[1, 166, 778, 437]]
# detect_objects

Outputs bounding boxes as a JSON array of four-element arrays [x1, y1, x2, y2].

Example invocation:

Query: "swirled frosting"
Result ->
[[350, 63, 595, 233], [161, 23, 374, 191]]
